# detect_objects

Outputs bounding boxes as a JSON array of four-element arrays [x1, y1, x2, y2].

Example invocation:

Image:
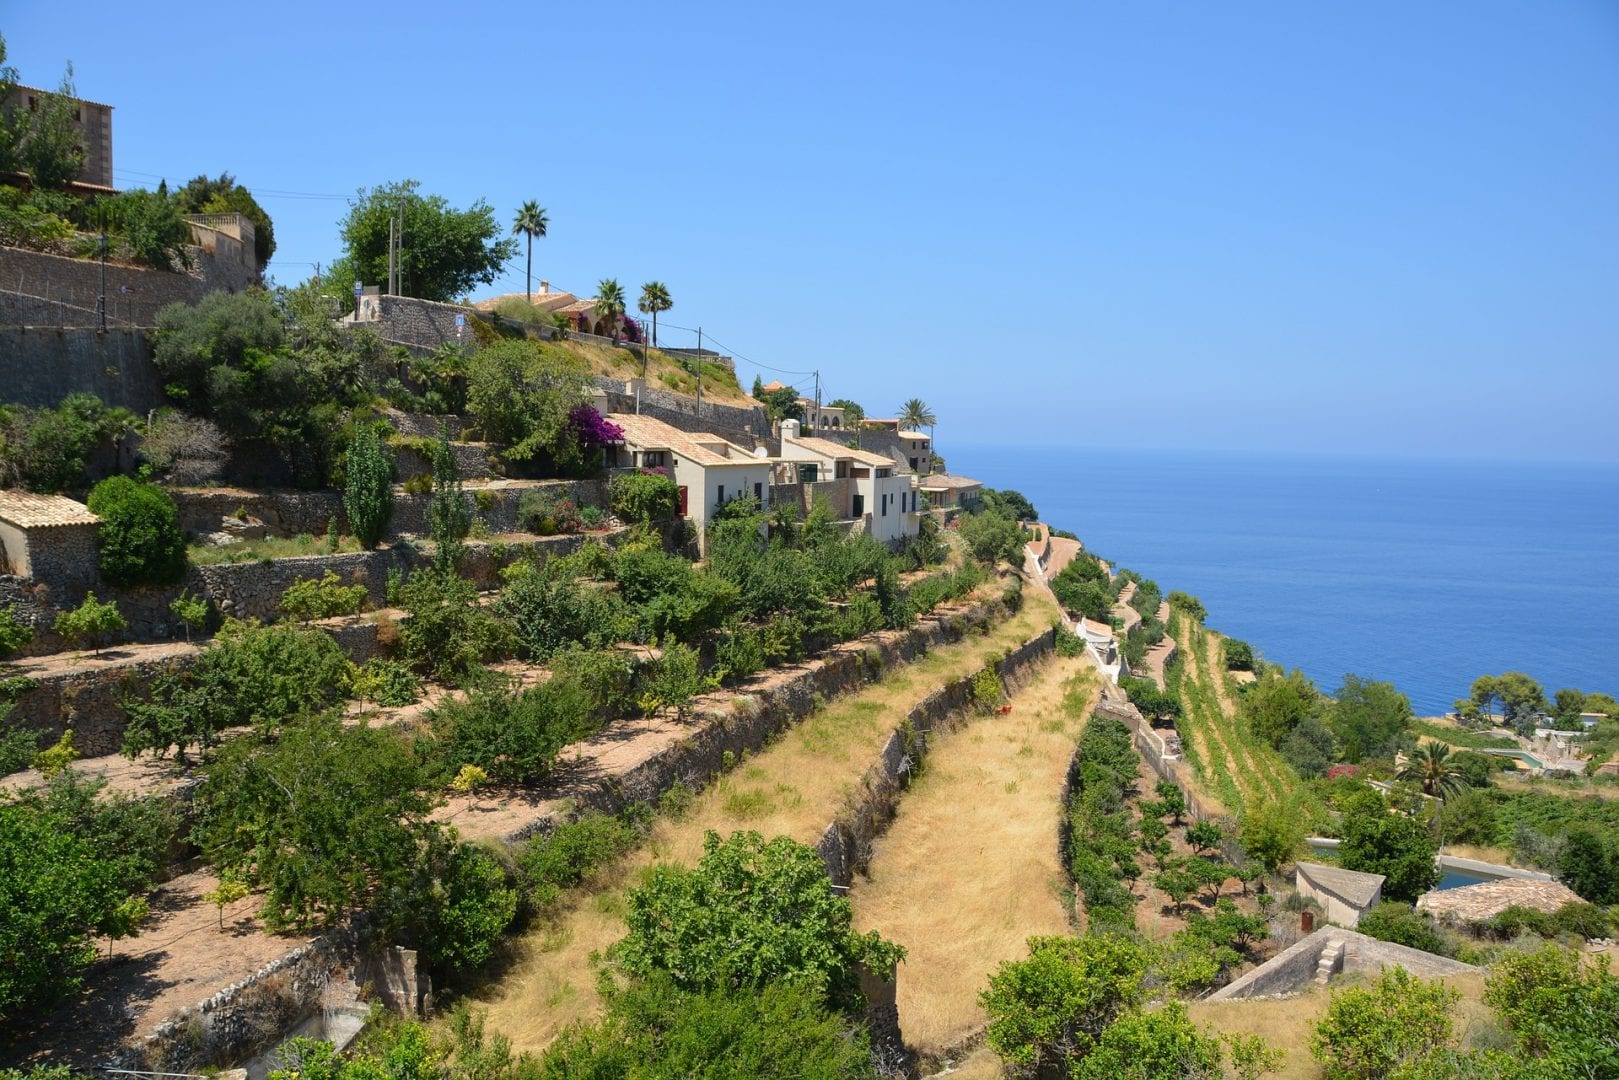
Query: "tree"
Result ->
[[17, 64, 84, 190], [980, 934, 1151, 1072], [594, 277, 626, 343], [1241, 668, 1319, 747], [1186, 820, 1224, 857], [637, 280, 672, 351], [342, 421, 393, 549], [428, 427, 471, 572], [375, 831, 518, 974], [1310, 967, 1458, 1080], [87, 476, 187, 587], [98, 186, 194, 271], [616, 830, 904, 1014], [982, 488, 1037, 522], [1279, 713, 1337, 778], [1240, 799, 1304, 874], [141, 410, 228, 485], [1328, 673, 1413, 763], [511, 200, 548, 301], [1072, 1003, 1231, 1080], [1484, 944, 1619, 1072], [0, 35, 21, 177], [1155, 781, 1187, 825], [609, 471, 679, 526], [464, 339, 592, 466], [174, 172, 276, 270], [1555, 825, 1617, 904], [898, 397, 936, 434], [1338, 791, 1439, 902], [328, 180, 516, 303], [192, 714, 437, 929], [1398, 742, 1466, 799], [1167, 591, 1207, 621], [960, 509, 1026, 568], [0, 603, 34, 659], [170, 590, 208, 643], [399, 568, 506, 685], [54, 593, 126, 656]]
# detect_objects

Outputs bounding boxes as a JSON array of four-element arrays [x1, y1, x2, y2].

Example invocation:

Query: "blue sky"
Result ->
[[8, 2, 1617, 461]]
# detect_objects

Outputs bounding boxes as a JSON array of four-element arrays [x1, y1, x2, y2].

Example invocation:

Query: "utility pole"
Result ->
[[814, 370, 821, 430], [387, 212, 396, 295], [695, 326, 703, 417]]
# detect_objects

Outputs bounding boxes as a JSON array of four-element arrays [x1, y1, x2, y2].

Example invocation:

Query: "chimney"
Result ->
[[539, 280, 550, 294]]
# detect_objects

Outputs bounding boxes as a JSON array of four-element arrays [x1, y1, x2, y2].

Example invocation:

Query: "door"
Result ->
[[677, 486, 689, 516], [852, 493, 864, 517]]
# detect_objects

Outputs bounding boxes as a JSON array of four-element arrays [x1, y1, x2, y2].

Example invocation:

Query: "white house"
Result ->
[[607, 413, 776, 554], [775, 419, 920, 546]]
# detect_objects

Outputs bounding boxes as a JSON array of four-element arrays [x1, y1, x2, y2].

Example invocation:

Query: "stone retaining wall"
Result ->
[[109, 591, 1019, 1071], [7, 532, 624, 751], [0, 326, 166, 413], [168, 479, 608, 542]]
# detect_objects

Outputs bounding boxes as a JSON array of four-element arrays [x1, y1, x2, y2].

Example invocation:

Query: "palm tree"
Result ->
[[594, 278, 626, 343], [636, 281, 672, 378], [511, 201, 549, 302], [638, 282, 672, 347], [1398, 742, 1466, 799], [899, 398, 936, 433]]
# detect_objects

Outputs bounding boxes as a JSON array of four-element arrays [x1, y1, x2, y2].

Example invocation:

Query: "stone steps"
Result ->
[[1314, 939, 1345, 985]]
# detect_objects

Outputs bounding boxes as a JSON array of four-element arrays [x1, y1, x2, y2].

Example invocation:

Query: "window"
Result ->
[[754, 482, 763, 501], [717, 484, 725, 505]]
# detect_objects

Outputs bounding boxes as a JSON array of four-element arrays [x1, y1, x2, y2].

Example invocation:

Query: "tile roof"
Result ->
[[786, 435, 893, 468], [896, 430, 930, 440], [920, 474, 983, 490], [1297, 861, 1385, 908], [1416, 878, 1584, 922], [608, 413, 772, 469], [0, 492, 100, 528]]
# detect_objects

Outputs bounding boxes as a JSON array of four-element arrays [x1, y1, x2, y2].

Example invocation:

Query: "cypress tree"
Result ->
[[344, 423, 394, 549], [427, 425, 470, 571]]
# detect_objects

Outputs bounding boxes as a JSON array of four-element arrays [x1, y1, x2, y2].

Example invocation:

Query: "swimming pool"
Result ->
[[1481, 748, 1546, 769]]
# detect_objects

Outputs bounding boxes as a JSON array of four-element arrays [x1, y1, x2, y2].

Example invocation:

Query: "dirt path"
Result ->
[[848, 657, 1098, 1061], [469, 588, 1062, 1053]]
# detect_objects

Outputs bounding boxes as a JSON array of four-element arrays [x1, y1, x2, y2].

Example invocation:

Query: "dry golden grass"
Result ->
[[1187, 971, 1494, 1080], [849, 658, 1098, 1058], [932, 1047, 1005, 1078], [472, 579, 1060, 1052]]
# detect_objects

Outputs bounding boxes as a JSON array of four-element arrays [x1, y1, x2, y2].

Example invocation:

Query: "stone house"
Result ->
[[0, 491, 101, 594], [774, 420, 920, 546], [919, 472, 984, 512], [1, 85, 115, 192], [1295, 862, 1384, 927], [606, 412, 776, 554]]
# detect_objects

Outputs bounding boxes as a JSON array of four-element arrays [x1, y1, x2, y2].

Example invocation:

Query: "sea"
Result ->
[[948, 444, 1619, 717]]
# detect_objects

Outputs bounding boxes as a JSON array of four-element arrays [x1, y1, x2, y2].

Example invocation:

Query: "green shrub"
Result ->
[[398, 568, 508, 684], [0, 394, 134, 493], [86, 476, 186, 586], [638, 641, 711, 719], [517, 488, 582, 535], [1357, 902, 1451, 956], [618, 830, 904, 1014], [351, 658, 422, 707], [494, 562, 628, 660], [0, 605, 34, 659], [1310, 967, 1457, 1080], [123, 618, 352, 759], [169, 590, 208, 642], [549, 645, 637, 720], [53, 592, 126, 655], [520, 812, 640, 906], [609, 471, 679, 525], [426, 679, 595, 784], [375, 833, 518, 974], [970, 666, 1003, 714], [281, 570, 369, 622]]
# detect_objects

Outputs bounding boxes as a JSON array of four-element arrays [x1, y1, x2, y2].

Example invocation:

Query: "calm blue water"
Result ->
[[950, 445, 1619, 716]]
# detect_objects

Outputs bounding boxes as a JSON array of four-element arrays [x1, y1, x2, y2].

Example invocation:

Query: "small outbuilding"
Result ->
[[0, 491, 101, 591], [1295, 861, 1385, 927]]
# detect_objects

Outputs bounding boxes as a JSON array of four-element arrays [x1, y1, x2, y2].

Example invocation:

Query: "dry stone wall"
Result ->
[[104, 592, 1019, 1071], [0, 326, 166, 412]]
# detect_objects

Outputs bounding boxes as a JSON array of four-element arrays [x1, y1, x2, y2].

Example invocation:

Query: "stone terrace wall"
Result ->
[[1092, 697, 1232, 826], [111, 592, 1017, 1071], [816, 627, 1057, 887], [0, 326, 165, 412], [168, 480, 608, 542]]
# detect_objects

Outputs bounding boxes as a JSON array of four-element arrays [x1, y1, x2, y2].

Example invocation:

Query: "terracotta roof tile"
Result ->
[[608, 413, 771, 469], [1416, 878, 1583, 921], [786, 435, 893, 468], [0, 492, 99, 528]]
